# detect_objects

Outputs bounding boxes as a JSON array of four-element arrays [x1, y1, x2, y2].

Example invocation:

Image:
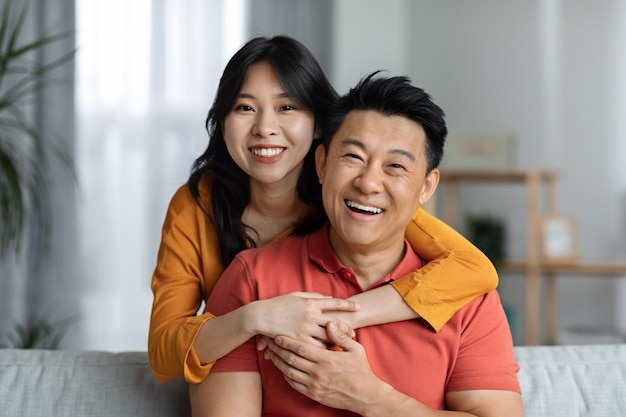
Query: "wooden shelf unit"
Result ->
[[438, 169, 626, 345]]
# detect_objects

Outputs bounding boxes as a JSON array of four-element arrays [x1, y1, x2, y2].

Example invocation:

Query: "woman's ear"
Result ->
[[418, 168, 440, 206], [313, 126, 322, 140], [315, 144, 327, 184]]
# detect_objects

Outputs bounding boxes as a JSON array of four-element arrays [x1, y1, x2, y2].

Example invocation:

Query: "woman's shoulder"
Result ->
[[160, 179, 218, 241], [168, 178, 214, 212]]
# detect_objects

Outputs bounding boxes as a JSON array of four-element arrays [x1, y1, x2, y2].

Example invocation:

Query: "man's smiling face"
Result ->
[[315, 109, 439, 254]]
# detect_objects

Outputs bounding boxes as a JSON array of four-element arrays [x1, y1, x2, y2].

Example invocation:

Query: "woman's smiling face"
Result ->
[[223, 61, 317, 189]]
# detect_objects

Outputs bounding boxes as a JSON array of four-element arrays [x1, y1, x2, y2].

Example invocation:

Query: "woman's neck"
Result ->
[[243, 182, 312, 247]]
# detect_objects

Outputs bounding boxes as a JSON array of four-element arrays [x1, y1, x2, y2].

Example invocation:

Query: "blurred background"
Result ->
[[1, 0, 625, 351]]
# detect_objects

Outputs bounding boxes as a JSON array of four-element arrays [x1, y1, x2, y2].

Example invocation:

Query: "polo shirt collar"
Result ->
[[307, 223, 422, 283]]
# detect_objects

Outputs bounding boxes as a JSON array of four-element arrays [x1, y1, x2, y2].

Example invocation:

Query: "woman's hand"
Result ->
[[250, 292, 358, 350]]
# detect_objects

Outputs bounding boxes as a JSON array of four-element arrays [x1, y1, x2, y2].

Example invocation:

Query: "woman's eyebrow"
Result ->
[[236, 92, 292, 99]]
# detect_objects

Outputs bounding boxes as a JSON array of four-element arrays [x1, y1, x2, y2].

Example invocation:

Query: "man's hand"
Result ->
[[264, 321, 524, 417], [263, 321, 384, 414]]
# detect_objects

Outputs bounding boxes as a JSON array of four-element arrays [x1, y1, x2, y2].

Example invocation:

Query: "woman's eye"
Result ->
[[235, 104, 253, 111], [281, 104, 295, 111]]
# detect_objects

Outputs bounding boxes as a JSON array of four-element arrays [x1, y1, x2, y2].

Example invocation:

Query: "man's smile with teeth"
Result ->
[[250, 147, 285, 157], [346, 200, 383, 215]]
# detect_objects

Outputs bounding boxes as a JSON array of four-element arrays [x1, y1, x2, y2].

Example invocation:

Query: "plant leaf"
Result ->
[[0, 0, 76, 257]]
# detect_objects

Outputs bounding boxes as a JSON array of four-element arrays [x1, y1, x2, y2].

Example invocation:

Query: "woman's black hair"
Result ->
[[188, 35, 338, 266]]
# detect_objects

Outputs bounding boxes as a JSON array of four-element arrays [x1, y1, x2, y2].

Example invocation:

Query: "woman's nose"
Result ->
[[252, 110, 279, 137]]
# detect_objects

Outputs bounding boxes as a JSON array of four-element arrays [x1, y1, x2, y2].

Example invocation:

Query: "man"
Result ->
[[190, 73, 523, 416]]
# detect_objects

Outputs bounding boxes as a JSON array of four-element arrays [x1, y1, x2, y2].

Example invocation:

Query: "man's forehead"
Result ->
[[331, 110, 425, 149]]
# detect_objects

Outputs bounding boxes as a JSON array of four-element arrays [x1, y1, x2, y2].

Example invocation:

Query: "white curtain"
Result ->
[[74, 0, 247, 351]]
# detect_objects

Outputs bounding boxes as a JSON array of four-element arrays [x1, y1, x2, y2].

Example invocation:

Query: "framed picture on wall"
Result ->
[[541, 215, 578, 262], [440, 132, 515, 171]]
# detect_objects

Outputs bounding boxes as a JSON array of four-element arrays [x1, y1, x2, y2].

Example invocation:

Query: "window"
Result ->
[[75, 0, 247, 350]]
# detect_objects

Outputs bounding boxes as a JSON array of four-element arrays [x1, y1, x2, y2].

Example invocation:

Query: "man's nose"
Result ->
[[353, 165, 384, 193]]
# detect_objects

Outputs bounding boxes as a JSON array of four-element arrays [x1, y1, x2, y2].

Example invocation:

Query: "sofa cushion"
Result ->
[[0, 349, 189, 417], [2, 344, 626, 416], [515, 343, 626, 416]]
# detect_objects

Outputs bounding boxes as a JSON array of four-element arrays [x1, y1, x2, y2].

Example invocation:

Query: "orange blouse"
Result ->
[[148, 182, 497, 383]]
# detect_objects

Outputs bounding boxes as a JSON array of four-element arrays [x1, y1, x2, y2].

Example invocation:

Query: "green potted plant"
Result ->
[[465, 213, 506, 269], [0, 0, 75, 257], [465, 213, 517, 338], [0, 314, 78, 349]]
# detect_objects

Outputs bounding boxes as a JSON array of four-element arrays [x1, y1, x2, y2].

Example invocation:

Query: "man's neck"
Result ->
[[330, 236, 407, 289]]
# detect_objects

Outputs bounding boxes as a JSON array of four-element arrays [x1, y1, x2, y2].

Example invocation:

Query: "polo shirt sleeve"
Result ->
[[206, 255, 260, 373], [446, 291, 521, 393]]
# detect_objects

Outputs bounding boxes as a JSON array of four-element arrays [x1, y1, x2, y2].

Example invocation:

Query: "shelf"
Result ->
[[501, 260, 626, 276], [440, 170, 556, 183], [500, 259, 626, 345], [437, 169, 626, 346]]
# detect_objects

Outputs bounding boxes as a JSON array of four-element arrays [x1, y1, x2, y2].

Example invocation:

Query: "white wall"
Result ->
[[332, 0, 626, 344], [331, 0, 410, 93]]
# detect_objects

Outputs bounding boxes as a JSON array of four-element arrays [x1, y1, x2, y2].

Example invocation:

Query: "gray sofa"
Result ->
[[1, 344, 625, 416]]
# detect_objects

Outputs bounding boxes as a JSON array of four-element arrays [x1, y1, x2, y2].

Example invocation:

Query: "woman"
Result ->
[[148, 35, 497, 383]]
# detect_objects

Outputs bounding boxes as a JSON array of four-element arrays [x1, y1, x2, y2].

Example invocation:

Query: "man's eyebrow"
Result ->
[[390, 148, 416, 162], [340, 138, 416, 161], [339, 138, 366, 150]]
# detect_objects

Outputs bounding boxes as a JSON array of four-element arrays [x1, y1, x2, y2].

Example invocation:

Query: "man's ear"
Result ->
[[315, 144, 327, 184], [418, 168, 440, 206]]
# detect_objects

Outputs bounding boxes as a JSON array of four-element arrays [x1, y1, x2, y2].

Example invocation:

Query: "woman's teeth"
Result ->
[[251, 148, 284, 157]]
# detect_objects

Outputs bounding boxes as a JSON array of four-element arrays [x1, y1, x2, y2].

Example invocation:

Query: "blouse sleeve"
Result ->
[[390, 206, 498, 332], [148, 183, 225, 383]]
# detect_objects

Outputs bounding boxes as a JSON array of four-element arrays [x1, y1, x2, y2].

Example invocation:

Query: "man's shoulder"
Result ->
[[227, 233, 316, 285], [462, 289, 502, 308], [452, 290, 505, 324], [236, 232, 311, 261]]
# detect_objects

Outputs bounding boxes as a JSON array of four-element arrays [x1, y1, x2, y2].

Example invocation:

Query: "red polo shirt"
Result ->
[[207, 225, 520, 416]]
